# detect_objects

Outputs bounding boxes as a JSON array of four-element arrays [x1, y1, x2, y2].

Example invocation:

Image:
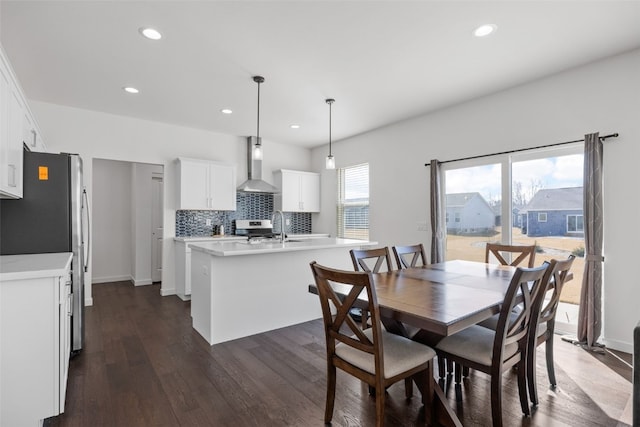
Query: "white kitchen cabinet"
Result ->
[[177, 157, 236, 210], [22, 107, 47, 152], [174, 237, 245, 300], [175, 240, 192, 300], [0, 52, 24, 199], [273, 169, 320, 212], [0, 46, 47, 199], [0, 253, 72, 427]]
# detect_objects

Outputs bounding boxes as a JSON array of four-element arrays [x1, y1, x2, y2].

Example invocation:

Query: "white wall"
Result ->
[[92, 159, 132, 283], [30, 101, 312, 304], [311, 48, 640, 352]]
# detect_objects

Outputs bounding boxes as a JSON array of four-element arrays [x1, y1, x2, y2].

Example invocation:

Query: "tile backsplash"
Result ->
[[175, 193, 312, 237]]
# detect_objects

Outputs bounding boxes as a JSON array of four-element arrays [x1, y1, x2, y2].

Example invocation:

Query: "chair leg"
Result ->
[[490, 370, 503, 427], [421, 365, 434, 425], [546, 334, 557, 387], [405, 377, 414, 399], [454, 362, 463, 384], [463, 366, 470, 377], [527, 341, 539, 406], [517, 358, 531, 417], [375, 378, 386, 427], [438, 355, 446, 379], [325, 364, 336, 424]]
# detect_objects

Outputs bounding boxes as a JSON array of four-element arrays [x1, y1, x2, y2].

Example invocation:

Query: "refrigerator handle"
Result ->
[[82, 188, 91, 273]]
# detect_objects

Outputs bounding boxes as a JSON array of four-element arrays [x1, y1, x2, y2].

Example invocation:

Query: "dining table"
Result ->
[[308, 259, 520, 427]]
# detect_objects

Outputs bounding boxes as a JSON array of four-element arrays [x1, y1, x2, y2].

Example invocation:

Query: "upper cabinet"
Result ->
[[0, 46, 47, 199], [177, 157, 236, 211], [273, 169, 320, 212], [0, 55, 24, 198], [22, 108, 46, 153]]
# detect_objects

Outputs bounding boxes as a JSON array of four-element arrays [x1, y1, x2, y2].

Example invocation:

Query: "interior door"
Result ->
[[151, 175, 163, 283]]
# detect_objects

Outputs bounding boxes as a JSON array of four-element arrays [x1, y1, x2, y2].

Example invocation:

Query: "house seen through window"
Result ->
[[337, 163, 369, 240]]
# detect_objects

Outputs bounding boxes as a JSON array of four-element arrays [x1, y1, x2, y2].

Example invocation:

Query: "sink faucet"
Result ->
[[272, 210, 286, 241]]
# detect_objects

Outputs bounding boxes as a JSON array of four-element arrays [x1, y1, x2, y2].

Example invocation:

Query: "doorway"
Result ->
[[92, 159, 164, 286]]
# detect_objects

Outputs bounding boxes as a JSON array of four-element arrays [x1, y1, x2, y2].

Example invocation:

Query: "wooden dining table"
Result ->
[[308, 259, 519, 427]]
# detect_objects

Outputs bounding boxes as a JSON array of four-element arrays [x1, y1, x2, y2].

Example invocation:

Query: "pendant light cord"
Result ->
[[256, 80, 260, 141], [326, 98, 335, 155], [253, 76, 264, 145]]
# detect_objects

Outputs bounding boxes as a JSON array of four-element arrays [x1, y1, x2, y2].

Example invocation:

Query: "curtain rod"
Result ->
[[424, 133, 619, 166]]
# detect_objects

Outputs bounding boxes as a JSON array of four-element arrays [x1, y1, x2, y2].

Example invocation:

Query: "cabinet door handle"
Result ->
[[8, 164, 16, 187], [31, 129, 37, 147]]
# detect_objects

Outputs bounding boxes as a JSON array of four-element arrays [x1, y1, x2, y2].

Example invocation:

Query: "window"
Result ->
[[337, 163, 369, 240], [567, 214, 584, 232], [443, 145, 585, 330], [454, 212, 461, 223]]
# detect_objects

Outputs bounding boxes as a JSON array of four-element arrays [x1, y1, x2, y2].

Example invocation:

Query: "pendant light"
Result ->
[[325, 98, 336, 169], [253, 75, 264, 160]]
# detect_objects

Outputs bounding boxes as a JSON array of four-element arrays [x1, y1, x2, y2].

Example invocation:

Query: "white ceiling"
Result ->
[[2, 1, 639, 148]]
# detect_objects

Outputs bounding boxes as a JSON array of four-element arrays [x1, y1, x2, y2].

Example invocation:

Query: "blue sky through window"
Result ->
[[446, 154, 583, 204]]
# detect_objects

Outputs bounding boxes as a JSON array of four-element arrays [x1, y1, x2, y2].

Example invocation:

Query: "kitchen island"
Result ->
[[189, 237, 376, 345]]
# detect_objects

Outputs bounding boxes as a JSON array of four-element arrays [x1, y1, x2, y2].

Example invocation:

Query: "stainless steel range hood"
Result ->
[[237, 137, 280, 193]]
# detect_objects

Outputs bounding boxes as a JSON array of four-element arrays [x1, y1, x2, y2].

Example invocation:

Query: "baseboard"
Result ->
[[161, 287, 176, 296], [92, 275, 131, 284], [602, 337, 633, 354], [133, 278, 153, 286]]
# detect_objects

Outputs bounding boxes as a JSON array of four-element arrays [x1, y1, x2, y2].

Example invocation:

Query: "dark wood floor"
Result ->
[[45, 281, 632, 427]]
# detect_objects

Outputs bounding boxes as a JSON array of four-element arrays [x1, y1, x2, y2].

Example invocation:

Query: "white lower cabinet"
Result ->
[[175, 240, 192, 300], [0, 253, 72, 427], [174, 238, 244, 301]]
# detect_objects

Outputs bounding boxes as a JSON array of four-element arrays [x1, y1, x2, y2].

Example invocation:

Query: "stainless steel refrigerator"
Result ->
[[0, 150, 89, 353]]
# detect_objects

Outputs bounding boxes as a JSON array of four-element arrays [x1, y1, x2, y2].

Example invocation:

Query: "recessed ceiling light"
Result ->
[[123, 86, 139, 94], [139, 27, 162, 40], [290, 124, 300, 129], [221, 109, 233, 114], [473, 24, 497, 37]]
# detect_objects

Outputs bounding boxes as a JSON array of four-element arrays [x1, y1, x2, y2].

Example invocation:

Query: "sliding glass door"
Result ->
[[443, 145, 584, 329]]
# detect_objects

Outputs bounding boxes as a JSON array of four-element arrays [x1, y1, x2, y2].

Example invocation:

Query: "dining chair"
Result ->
[[477, 255, 575, 405], [350, 247, 394, 274], [485, 243, 536, 267], [349, 247, 394, 327], [349, 246, 415, 397], [434, 263, 550, 427], [526, 255, 575, 405], [392, 244, 428, 269], [310, 261, 436, 427]]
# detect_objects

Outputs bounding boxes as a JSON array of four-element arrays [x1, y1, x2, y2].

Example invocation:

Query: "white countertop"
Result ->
[[0, 252, 73, 281], [188, 237, 375, 257], [174, 233, 330, 243], [174, 236, 246, 243]]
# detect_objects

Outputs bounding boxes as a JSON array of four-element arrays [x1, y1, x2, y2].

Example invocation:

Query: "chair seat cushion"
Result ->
[[335, 329, 436, 379], [478, 313, 547, 337], [435, 325, 519, 366]]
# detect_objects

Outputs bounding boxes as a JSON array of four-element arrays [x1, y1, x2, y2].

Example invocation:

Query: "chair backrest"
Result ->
[[492, 263, 549, 367], [392, 244, 428, 269], [534, 255, 575, 331], [310, 261, 384, 371], [485, 243, 536, 267], [350, 247, 394, 273]]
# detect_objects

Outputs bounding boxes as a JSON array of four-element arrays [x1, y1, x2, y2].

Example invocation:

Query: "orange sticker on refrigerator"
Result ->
[[38, 166, 49, 180]]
